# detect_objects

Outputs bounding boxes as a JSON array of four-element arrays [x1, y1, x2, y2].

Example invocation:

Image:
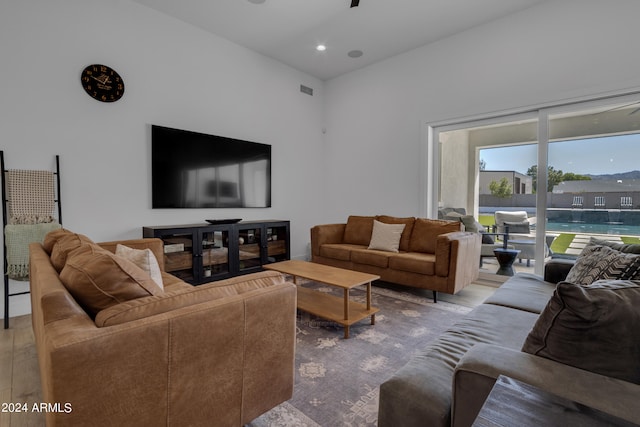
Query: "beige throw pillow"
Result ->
[[368, 220, 406, 253], [116, 244, 164, 289]]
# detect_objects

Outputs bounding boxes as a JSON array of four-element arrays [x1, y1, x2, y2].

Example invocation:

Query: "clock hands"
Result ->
[[91, 74, 111, 85]]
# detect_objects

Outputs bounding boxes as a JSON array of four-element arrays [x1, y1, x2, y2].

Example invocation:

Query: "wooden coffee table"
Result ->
[[264, 260, 379, 338]]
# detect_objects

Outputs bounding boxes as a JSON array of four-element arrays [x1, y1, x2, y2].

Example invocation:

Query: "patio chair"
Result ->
[[572, 196, 583, 208], [494, 211, 535, 238]]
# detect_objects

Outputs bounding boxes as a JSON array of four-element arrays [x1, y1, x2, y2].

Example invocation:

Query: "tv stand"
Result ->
[[142, 220, 290, 285]]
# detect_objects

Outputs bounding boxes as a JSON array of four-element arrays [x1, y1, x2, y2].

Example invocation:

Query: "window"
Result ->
[[429, 93, 640, 277]]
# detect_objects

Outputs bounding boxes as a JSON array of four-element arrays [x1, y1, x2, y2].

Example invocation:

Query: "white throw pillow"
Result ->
[[368, 220, 406, 253], [115, 244, 164, 290]]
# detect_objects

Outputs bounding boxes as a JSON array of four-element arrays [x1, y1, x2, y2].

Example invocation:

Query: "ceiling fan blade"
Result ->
[[351, 0, 360, 7]]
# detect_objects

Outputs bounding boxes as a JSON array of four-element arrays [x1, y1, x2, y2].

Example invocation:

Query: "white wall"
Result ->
[[1, 0, 326, 317], [5, 0, 640, 319], [323, 0, 640, 222]]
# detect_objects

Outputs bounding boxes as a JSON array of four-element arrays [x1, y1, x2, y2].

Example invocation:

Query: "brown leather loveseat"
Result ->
[[29, 229, 296, 426], [311, 215, 481, 302]]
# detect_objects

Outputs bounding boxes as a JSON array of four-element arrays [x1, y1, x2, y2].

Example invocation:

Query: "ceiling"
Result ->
[[132, 0, 547, 81]]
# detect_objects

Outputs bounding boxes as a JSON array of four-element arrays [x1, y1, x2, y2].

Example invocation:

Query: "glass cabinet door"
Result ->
[[266, 225, 288, 263], [201, 229, 230, 280], [237, 226, 262, 272], [160, 232, 195, 282]]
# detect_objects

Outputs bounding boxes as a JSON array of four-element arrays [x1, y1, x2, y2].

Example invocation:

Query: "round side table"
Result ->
[[493, 248, 521, 276]]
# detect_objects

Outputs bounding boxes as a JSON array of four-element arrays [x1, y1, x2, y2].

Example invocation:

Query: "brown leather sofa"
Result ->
[[29, 231, 296, 426], [311, 215, 481, 302]]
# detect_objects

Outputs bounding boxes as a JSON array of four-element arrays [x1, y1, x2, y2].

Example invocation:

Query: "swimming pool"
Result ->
[[546, 222, 640, 236], [546, 208, 640, 235]]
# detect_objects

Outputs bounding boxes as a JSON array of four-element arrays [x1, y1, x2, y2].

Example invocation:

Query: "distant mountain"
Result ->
[[586, 170, 640, 181]]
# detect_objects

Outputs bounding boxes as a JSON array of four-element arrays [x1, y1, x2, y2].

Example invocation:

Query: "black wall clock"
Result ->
[[80, 64, 125, 102]]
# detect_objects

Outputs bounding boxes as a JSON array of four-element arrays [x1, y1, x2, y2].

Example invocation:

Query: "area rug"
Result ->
[[248, 281, 472, 427]]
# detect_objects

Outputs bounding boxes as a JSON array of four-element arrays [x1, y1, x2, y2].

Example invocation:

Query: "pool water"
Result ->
[[546, 222, 640, 236]]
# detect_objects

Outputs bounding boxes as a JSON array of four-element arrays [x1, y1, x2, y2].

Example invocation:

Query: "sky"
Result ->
[[480, 133, 640, 176]]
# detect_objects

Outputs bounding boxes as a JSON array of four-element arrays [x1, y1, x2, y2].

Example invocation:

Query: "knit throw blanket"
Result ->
[[5, 222, 61, 280], [6, 169, 56, 224]]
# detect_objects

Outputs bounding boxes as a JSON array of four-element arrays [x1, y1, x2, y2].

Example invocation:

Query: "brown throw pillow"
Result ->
[[50, 232, 95, 271], [42, 228, 73, 254], [522, 280, 640, 384], [409, 218, 461, 254], [60, 244, 163, 317], [343, 216, 375, 246], [565, 245, 640, 285]]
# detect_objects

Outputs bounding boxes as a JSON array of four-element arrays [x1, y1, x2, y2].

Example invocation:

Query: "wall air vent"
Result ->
[[300, 85, 313, 96]]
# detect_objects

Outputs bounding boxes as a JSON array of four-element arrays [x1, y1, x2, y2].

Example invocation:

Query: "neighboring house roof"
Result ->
[[553, 180, 640, 193]]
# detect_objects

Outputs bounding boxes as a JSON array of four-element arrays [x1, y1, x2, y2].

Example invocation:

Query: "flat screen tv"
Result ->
[[152, 125, 271, 208]]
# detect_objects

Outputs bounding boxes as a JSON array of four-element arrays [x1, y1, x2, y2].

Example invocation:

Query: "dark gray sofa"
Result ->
[[378, 259, 640, 427]]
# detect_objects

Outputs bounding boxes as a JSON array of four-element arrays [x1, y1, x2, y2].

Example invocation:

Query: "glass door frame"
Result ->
[[424, 91, 640, 276]]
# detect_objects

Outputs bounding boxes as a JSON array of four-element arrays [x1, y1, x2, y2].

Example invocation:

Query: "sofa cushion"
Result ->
[[60, 244, 163, 317], [42, 228, 73, 254], [368, 220, 406, 253], [319, 243, 361, 261], [343, 216, 375, 246], [380, 304, 539, 427], [95, 271, 286, 327], [483, 273, 555, 314], [50, 232, 95, 271], [388, 252, 436, 275], [565, 245, 640, 285], [409, 219, 461, 254], [522, 280, 640, 385], [589, 237, 640, 254], [376, 215, 415, 252], [351, 247, 393, 268], [115, 244, 164, 290]]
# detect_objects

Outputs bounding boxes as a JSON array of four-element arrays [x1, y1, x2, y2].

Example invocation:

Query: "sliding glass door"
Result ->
[[545, 99, 640, 258], [431, 93, 640, 277]]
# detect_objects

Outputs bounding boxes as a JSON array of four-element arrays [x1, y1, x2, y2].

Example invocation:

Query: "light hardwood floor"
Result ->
[[1, 315, 44, 427], [0, 283, 495, 427]]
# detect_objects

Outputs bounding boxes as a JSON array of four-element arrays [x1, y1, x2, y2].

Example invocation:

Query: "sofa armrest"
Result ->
[[543, 258, 575, 283], [98, 238, 166, 272], [452, 344, 640, 427], [436, 232, 481, 287], [310, 223, 346, 257]]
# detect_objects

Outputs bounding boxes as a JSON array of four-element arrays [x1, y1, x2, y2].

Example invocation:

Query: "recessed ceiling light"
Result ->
[[248, 0, 265, 4], [316, 44, 327, 52], [348, 50, 363, 58]]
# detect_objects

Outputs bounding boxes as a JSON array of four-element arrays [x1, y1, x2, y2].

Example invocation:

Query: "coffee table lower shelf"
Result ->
[[297, 286, 379, 339]]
